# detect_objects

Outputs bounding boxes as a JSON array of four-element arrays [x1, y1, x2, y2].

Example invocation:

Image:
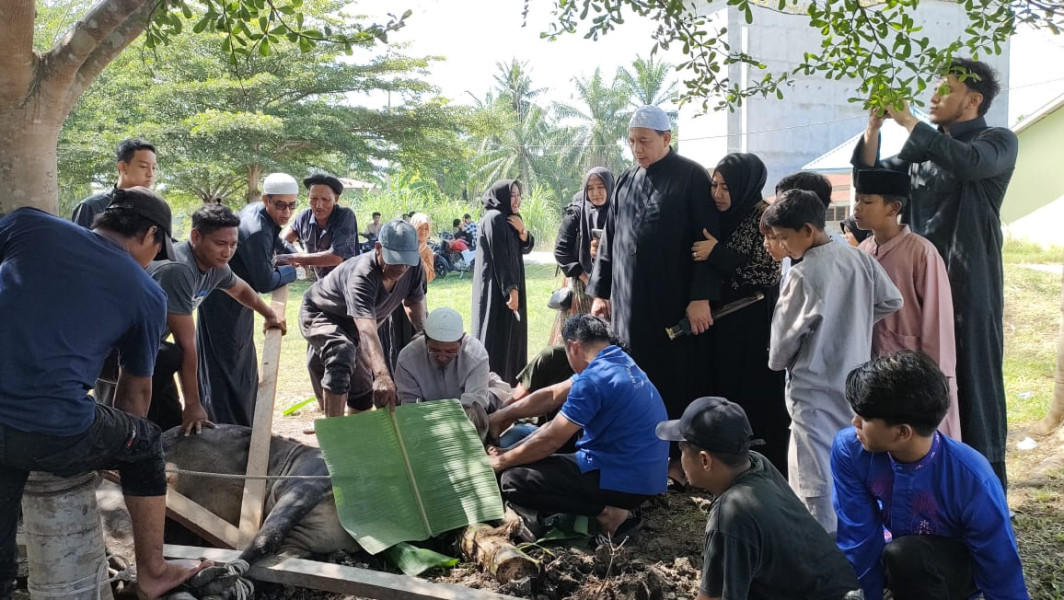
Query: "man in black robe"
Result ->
[[587, 105, 721, 481], [197, 173, 298, 426], [851, 58, 1018, 491]]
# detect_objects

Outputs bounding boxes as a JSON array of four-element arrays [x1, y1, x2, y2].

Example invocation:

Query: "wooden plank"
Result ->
[[165, 489, 240, 549], [163, 544, 523, 600], [238, 285, 288, 546]]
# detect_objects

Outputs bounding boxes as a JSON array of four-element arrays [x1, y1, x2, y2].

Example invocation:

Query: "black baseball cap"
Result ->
[[655, 397, 764, 454], [106, 186, 176, 260]]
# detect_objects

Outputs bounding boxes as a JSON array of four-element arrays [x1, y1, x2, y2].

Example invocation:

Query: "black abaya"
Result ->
[[471, 180, 534, 384]]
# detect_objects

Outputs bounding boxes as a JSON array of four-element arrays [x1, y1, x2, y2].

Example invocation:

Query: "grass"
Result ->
[[251, 240, 1064, 595]]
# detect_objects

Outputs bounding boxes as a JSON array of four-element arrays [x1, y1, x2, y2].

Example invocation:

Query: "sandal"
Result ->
[[594, 514, 643, 548]]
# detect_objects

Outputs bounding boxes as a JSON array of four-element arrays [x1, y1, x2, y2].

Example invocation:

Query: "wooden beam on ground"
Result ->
[[163, 544, 523, 600], [165, 489, 241, 549], [238, 285, 288, 547]]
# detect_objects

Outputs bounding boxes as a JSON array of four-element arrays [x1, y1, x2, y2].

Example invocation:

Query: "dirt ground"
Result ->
[[266, 411, 708, 600]]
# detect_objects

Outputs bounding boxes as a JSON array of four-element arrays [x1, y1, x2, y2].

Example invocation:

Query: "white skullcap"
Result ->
[[629, 105, 671, 131], [262, 173, 298, 195], [424, 307, 464, 343]]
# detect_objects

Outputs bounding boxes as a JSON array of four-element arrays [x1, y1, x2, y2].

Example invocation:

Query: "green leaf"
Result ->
[[316, 401, 504, 555], [383, 542, 458, 576], [282, 396, 317, 416]]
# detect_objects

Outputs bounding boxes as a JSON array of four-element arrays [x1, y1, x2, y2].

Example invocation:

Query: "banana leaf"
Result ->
[[315, 400, 505, 554], [384, 542, 459, 576]]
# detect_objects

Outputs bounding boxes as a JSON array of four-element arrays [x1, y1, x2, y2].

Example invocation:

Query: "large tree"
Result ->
[[0, 0, 406, 215], [553, 67, 631, 174]]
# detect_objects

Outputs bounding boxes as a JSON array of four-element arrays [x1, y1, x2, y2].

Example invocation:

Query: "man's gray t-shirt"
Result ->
[[303, 251, 425, 325], [702, 452, 859, 600], [149, 241, 238, 335]]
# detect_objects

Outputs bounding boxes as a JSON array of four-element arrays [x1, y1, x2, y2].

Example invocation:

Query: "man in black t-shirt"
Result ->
[[300, 220, 427, 422], [657, 397, 861, 600]]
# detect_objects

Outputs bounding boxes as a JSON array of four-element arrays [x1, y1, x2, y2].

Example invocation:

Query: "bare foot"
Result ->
[[595, 506, 630, 537], [135, 559, 212, 600]]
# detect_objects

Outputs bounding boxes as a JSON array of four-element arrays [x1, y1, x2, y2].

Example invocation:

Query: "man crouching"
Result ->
[[488, 314, 668, 543]]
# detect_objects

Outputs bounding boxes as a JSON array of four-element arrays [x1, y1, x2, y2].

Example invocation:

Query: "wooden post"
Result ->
[[238, 285, 288, 546], [163, 545, 524, 600]]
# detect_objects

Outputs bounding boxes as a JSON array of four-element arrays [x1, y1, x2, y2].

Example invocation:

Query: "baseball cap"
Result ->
[[106, 186, 176, 260], [378, 219, 420, 266], [629, 105, 671, 132], [424, 307, 464, 342], [655, 397, 764, 454], [262, 173, 298, 195]]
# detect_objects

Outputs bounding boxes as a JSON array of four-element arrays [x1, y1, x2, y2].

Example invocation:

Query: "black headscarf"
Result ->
[[581, 167, 615, 234], [713, 153, 767, 241], [841, 216, 871, 244], [482, 179, 520, 217]]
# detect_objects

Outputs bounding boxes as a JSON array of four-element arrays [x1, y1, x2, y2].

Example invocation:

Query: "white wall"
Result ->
[[678, 1, 1010, 191]]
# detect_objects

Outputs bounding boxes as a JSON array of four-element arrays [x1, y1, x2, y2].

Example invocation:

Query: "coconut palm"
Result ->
[[554, 67, 630, 175], [617, 55, 678, 113]]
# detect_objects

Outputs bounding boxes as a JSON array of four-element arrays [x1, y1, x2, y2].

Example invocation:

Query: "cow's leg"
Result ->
[[237, 479, 331, 565]]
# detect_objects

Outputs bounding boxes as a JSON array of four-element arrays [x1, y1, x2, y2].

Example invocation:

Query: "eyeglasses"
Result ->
[[270, 200, 298, 211]]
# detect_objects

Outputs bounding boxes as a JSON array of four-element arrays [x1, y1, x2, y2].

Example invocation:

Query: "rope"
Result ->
[[25, 555, 133, 599], [164, 467, 331, 481]]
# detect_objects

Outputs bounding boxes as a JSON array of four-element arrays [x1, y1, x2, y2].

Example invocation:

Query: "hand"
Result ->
[[181, 404, 215, 437], [506, 289, 520, 312], [507, 215, 528, 241], [578, 272, 590, 286], [274, 254, 295, 266], [589, 238, 600, 258], [263, 311, 287, 335], [686, 300, 713, 335], [373, 374, 398, 411], [591, 297, 611, 320], [487, 447, 507, 472], [488, 411, 514, 443], [691, 228, 718, 261], [883, 99, 917, 131], [867, 106, 888, 133]]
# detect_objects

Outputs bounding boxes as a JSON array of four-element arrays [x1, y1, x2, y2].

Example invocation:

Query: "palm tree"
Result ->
[[617, 55, 678, 114], [553, 67, 630, 175]]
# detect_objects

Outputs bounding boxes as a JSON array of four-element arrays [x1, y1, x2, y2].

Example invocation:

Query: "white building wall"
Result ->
[[678, 1, 1010, 191]]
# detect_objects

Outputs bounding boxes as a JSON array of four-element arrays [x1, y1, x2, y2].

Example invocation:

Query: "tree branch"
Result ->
[[0, 0, 37, 106], [46, 0, 153, 92], [61, 1, 157, 116]]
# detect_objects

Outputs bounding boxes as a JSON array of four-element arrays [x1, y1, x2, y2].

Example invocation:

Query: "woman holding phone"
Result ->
[[551, 167, 615, 341]]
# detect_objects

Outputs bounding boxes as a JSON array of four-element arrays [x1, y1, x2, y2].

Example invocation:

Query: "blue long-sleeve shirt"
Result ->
[[831, 427, 1028, 600]]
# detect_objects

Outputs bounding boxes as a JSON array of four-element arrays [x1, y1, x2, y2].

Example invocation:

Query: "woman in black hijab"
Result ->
[[472, 179, 535, 383], [691, 153, 789, 477], [551, 167, 615, 341]]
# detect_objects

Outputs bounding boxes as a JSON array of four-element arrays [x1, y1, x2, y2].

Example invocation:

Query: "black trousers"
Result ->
[[882, 535, 977, 600], [148, 341, 184, 431], [0, 405, 165, 580], [499, 454, 649, 517]]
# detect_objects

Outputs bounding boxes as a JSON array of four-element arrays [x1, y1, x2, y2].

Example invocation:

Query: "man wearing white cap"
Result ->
[[197, 173, 299, 426], [300, 219, 427, 422], [394, 308, 504, 436], [586, 105, 721, 484]]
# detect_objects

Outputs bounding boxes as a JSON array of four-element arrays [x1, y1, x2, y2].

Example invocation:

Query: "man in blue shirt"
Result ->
[[488, 314, 668, 542], [832, 351, 1028, 600], [0, 190, 209, 599]]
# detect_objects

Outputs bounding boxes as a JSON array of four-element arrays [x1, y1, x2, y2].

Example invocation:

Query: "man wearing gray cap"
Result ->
[[656, 397, 860, 600], [587, 105, 721, 484], [197, 173, 298, 426], [300, 219, 427, 423], [279, 173, 360, 279]]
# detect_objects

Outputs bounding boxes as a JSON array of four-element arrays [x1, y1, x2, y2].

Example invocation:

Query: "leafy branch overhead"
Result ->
[[146, 0, 411, 61], [541, 0, 1063, 112]]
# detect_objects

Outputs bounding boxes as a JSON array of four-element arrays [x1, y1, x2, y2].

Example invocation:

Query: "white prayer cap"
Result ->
[[425, 307, 464, 343], [629, 105, 671, 131], [262, 173, 298, 195]]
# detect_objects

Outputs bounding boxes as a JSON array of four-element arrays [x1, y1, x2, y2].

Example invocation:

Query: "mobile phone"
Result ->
[[591, 228, 604, 240]]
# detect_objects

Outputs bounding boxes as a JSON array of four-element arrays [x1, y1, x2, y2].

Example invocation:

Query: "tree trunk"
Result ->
[[459, 523, 538, 584], [0, 106, 65, 215], [246, 164, 263, 204], [1032, 263, 1064, 437]]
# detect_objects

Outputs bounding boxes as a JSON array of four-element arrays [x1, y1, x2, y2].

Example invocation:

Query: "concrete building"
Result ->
[[678, 1, 1010, 192], [1002, 93, 1064, 247]]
